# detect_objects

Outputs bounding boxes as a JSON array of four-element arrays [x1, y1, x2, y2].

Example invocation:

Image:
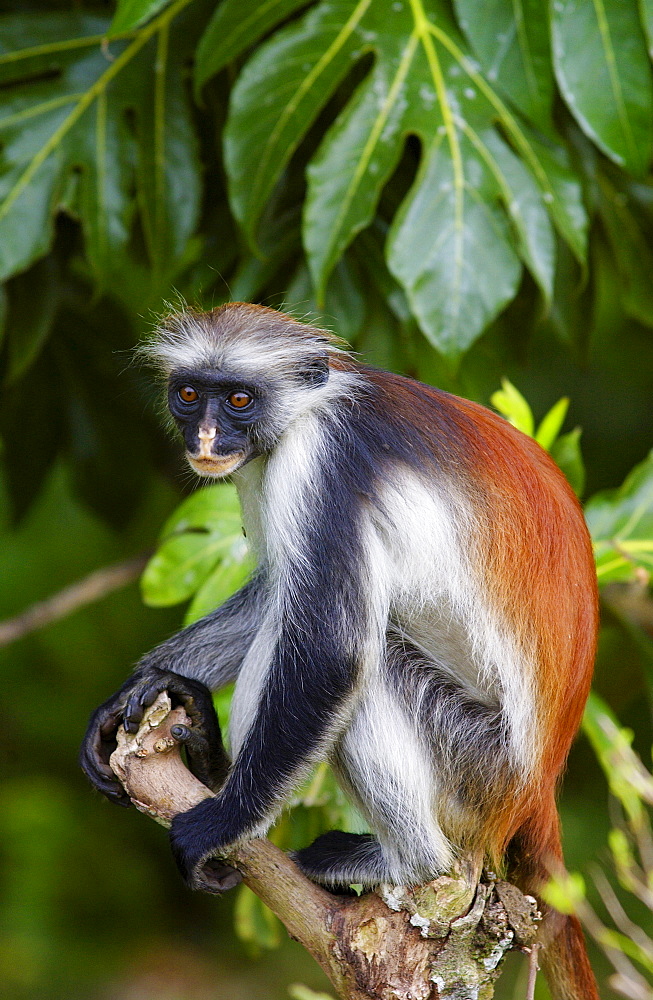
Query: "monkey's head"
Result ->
[[143, 302, 347, 478]]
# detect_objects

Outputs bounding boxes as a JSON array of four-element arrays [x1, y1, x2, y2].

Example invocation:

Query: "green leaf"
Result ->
[[195, 0, 311, 95], [551, 0, 653, 174], [225, 0, 586, 357], [585, 451, 653, 585], [490, 379, 534, 436], [640, 0, 653, 56], [0, 4, 200, 289], [540, 870, 586, 915], [387, 135, 521, 361], [453, 0, 554, 131], [283, 255, 366, 344], [142, 484, 252, 607], [289, 986, 336, 1000], [2, 256, 59, 385], [598, 175, 653, 326], [582, 691, 653, 820], [234, 886, 283, 952], [550, 427, 585, 497], [535, 396, 569, 450], [185, 553, 252, 625], [159, 482, 244, 538], [109, 1, 173, 34]]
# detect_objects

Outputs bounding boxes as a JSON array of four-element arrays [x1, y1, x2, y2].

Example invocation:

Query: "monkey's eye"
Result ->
[[227, 391, 253, 410], [178, 386, 199, 404]]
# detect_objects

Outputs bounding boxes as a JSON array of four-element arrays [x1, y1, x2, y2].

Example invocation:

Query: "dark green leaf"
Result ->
[[387, 134, 521, 361], [0, 6, 200, 290], [283, 255, 366, 343], [2, 257, 59, 385], [110, 1, 174, 35], [598, 175, 653, 326], [228, 0, 584, 358], [640, 0, 653, 56], [195, 0, 312, 94], [454, 0, 554, 130], [224, 0, 370, 245], [551, 0, 653, 174]]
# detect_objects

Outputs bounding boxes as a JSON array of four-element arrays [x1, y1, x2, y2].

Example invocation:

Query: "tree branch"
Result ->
[[110, 694, 541, 1000], [0, 553, 151, 647]]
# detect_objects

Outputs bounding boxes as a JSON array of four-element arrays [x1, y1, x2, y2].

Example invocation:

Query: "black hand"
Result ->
[[79, 684, 133, 805], [80, 668, 224, 805]]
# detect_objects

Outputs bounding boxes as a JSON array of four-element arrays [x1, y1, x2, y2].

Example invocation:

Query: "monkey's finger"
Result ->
[[122, 678, 164, 733], [165, 675, 217, 727], [171, 723, 229, 792], [79, 731, 131, 805]]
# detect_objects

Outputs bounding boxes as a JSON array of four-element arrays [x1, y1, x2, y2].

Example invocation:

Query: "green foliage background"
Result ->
[[1, 0, 653, 997]]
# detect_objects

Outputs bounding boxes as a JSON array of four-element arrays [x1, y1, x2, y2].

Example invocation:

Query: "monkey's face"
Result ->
[[167, 372, 263, 478]]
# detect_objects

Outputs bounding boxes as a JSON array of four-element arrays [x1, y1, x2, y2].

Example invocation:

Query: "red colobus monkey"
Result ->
[[81, 303, 599, 999]]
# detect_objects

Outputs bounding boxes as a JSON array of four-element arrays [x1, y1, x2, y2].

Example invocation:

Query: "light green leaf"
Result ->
[[489, 379, 534, 436], [195, 0, 311, 95], [142, 484, 252, 608], [0, 3, 200, 289], [535, 396, 569, 450], [550, 428, 585, 497], [551, 0, 653, 174], [185, 552, 252, 625], [289, 986, 336, 1000], [109, 0, 173, 34], [454, 0, 554, 130], [582, 691, 653, 820], [234, 886, 283, 952], [585, 451, 653, 585], [160, 483, 243, 538], [540, 870, 586, 915]]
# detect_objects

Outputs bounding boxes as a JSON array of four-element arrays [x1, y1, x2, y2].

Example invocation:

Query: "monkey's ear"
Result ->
[[299, 353, 330, 386]]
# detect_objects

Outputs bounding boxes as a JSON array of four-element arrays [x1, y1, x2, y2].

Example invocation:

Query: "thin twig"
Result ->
[[526, 943, 540, 1000], [0, 553, 151, 647]]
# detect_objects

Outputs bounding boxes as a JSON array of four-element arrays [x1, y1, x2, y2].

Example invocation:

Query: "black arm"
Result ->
[[168, 497, 381, 890], [80, 574, 266, 804]]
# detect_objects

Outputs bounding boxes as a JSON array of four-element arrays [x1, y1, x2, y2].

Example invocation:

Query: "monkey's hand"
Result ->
[[169, 796, 243, 893], [80, 668, 228, 804]]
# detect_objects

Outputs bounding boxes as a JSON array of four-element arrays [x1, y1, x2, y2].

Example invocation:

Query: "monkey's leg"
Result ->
[[293, 682, 452, 890], [292, 830, 389, 891]]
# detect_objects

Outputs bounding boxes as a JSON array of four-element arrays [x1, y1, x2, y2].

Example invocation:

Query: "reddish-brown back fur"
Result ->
[[356, 368, 599, 998]]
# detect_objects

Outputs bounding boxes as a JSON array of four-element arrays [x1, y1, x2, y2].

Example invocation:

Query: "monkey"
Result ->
[[80, 302, 599, 999]]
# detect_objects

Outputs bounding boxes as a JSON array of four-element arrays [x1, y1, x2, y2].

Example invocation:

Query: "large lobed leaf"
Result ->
[[219, 0, 588, 362], [0, 4, 200, 292]]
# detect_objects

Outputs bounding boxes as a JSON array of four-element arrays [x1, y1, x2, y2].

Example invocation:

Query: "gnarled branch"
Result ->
[[109, 693, 540, 1000]]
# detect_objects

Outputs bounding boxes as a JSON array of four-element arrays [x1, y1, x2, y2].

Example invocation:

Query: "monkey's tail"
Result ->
[[507, 806, 599, 1000], [537, 912, 598, 1000]]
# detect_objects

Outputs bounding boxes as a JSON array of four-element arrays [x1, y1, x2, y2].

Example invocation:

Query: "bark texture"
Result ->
[[109, 694, 540, 1000]]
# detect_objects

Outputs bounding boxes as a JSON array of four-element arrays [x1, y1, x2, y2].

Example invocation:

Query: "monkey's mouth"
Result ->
[[186, 451, 247, 477]]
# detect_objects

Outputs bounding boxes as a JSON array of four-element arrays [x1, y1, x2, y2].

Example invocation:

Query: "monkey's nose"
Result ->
[[197, 425, 218, 458]]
